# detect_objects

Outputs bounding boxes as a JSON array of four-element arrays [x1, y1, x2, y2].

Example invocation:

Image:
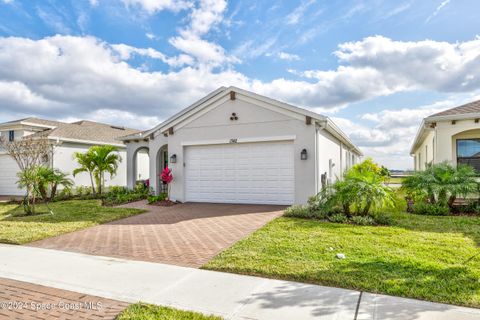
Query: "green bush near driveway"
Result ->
[[0, 200, 145, 244], [204, 202, 480, 308], [116, 303, 223, 320]]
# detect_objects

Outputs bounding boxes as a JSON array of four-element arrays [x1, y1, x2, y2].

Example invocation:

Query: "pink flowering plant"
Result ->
[[160, 167, 173, 200]]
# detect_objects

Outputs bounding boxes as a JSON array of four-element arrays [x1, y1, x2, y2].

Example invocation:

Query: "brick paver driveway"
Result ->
[[0, 277, 128, 319], [28, 202, 284, 267]]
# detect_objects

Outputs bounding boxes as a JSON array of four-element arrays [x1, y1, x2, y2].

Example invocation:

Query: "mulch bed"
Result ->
[[148, 200, 177, 207]]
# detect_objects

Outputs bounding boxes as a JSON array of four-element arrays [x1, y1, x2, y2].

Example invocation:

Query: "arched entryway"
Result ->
[[133, 147, 150, 186], [155, 144, 168, 194]]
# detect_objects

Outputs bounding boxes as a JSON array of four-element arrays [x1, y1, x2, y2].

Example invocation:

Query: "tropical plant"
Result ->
[[36, 166, 73, 201], [402, 162, 478, 209], [160, 167, 173, 200], [90, 145, 121, 195], [16, 167, 41, 214], [74, 145, 121, 195], [73, 151, 97, 195], [334, 159, 395, 216], [0, 136, 51, 214]]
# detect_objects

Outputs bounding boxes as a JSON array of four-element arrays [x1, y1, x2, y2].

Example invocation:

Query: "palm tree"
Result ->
[[402, 162, 478, 208], [89, 145, 121, 195], [37, 166, 73, 201], [73, 151, 97, 195]]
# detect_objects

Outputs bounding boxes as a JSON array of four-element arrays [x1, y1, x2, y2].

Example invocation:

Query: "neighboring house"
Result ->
[[119, 86, 363, 205], [0, 118, 149, 196], [411, 99, 480, 171]]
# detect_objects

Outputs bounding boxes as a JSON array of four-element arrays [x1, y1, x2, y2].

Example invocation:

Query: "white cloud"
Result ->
[[169, 34, 237, 66], [0, 35, 248, 121], [332, 94, 480, 169], [188, 0, 227, 36], [426, 0, 451, 23], [2, 34, 480, 169], [122, 0, 192, 14], [287, 36, 480, 109], [286, 0, 315, 25], [111, 43, 194, 67], [89, 0, 99, 6], [167, 0, 236, 67], [145, 32, 155, 40], [383, 2, 411, 19], [61, 109, 161, 130], [277, 52, 300, 61]]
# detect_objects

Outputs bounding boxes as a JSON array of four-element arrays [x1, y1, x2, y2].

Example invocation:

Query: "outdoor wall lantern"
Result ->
[[170, 154, 177, 163], [300, 149, 308, 160]]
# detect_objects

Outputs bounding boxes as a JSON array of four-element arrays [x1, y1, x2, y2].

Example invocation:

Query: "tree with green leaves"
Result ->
[[36, 166, 73, 202], [313, 158, 395, 217], [402, 162, 478, 209], [73, 151, 97, 195], [73, 145, 121, 195]]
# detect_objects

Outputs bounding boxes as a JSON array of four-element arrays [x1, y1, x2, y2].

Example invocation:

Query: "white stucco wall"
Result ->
[[166, 97, 316, 204], [435, 119, 480, 165], [412, 118, 480, 170], [413, 130, 434, 170], [126, 93, 360, 204], [53, 143, 129, 188]]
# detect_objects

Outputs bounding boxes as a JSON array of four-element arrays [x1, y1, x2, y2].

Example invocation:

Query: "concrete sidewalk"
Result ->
[[0, 245, 478, 320]]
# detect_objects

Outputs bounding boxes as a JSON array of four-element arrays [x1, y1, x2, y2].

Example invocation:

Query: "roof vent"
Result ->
[[110, 125, 125, 130]]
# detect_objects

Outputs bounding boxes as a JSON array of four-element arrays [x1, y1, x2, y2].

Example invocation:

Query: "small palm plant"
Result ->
[[37, 166, 73, 201], [89, 145, 121, 195], [73, 151, 97, 195], [402, 162, 478, 209], [74, 145, 121, 195]]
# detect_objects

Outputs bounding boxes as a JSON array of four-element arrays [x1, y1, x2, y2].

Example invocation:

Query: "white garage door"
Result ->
[[185, 141, 294, 205], [0, 154, 23, 196]]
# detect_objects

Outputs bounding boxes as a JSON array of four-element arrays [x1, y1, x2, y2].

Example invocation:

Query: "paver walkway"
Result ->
[[28, 202, 284, 267], [0, 277, 128, 319], [1, 245, 479, 320]]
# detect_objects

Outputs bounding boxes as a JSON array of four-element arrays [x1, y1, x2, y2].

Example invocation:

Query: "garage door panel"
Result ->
[[0, 155, 24, 196], [185, 141, 294, 205]]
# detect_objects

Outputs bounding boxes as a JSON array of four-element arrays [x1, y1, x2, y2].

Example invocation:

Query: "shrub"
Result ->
[[328, 213, 348, 223], [102, 185, 151, 206], [57, 186, 73, 199], [371, 212, 393, 225], [412, 202, 450, 216], [351, 215, 376, 226], [284, 205, 312, 218], [402, 162, 478, 209], [147, 193, 167, 204]]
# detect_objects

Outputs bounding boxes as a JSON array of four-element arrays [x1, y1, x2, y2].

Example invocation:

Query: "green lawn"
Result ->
[[387, 176, 406, 184], [116, 304, 222, 320], [0, 200, 145, 244], [204, 201, 480, 308]]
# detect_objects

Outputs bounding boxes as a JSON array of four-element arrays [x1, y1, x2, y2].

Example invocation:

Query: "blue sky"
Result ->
[[0, 0, 479, 169]]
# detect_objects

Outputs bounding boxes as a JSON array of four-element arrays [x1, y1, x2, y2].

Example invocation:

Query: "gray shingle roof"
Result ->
[[20, 118, 140, 145], [429, 99, 480, 118]]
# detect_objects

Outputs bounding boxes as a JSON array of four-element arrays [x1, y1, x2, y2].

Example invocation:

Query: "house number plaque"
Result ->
[[229, 138, 238, 143]]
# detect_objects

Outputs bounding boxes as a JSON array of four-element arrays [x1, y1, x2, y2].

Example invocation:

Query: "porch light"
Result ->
[[300, 149, 308, 160], [170, 154, 177, 163]]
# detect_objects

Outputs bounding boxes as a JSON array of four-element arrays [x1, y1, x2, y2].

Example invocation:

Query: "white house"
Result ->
[[411, 99, 480, 171], [0, 118, 149, 196], [120, 86, 362, 205]]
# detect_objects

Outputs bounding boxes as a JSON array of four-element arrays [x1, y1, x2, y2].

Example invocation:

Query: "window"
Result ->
[[457, 139, 480, 171], [8, 130, 14, 142]]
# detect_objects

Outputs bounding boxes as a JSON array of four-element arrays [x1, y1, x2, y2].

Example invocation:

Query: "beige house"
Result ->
[[411, 100, 480, 171], [120, 86, 362, 205]]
